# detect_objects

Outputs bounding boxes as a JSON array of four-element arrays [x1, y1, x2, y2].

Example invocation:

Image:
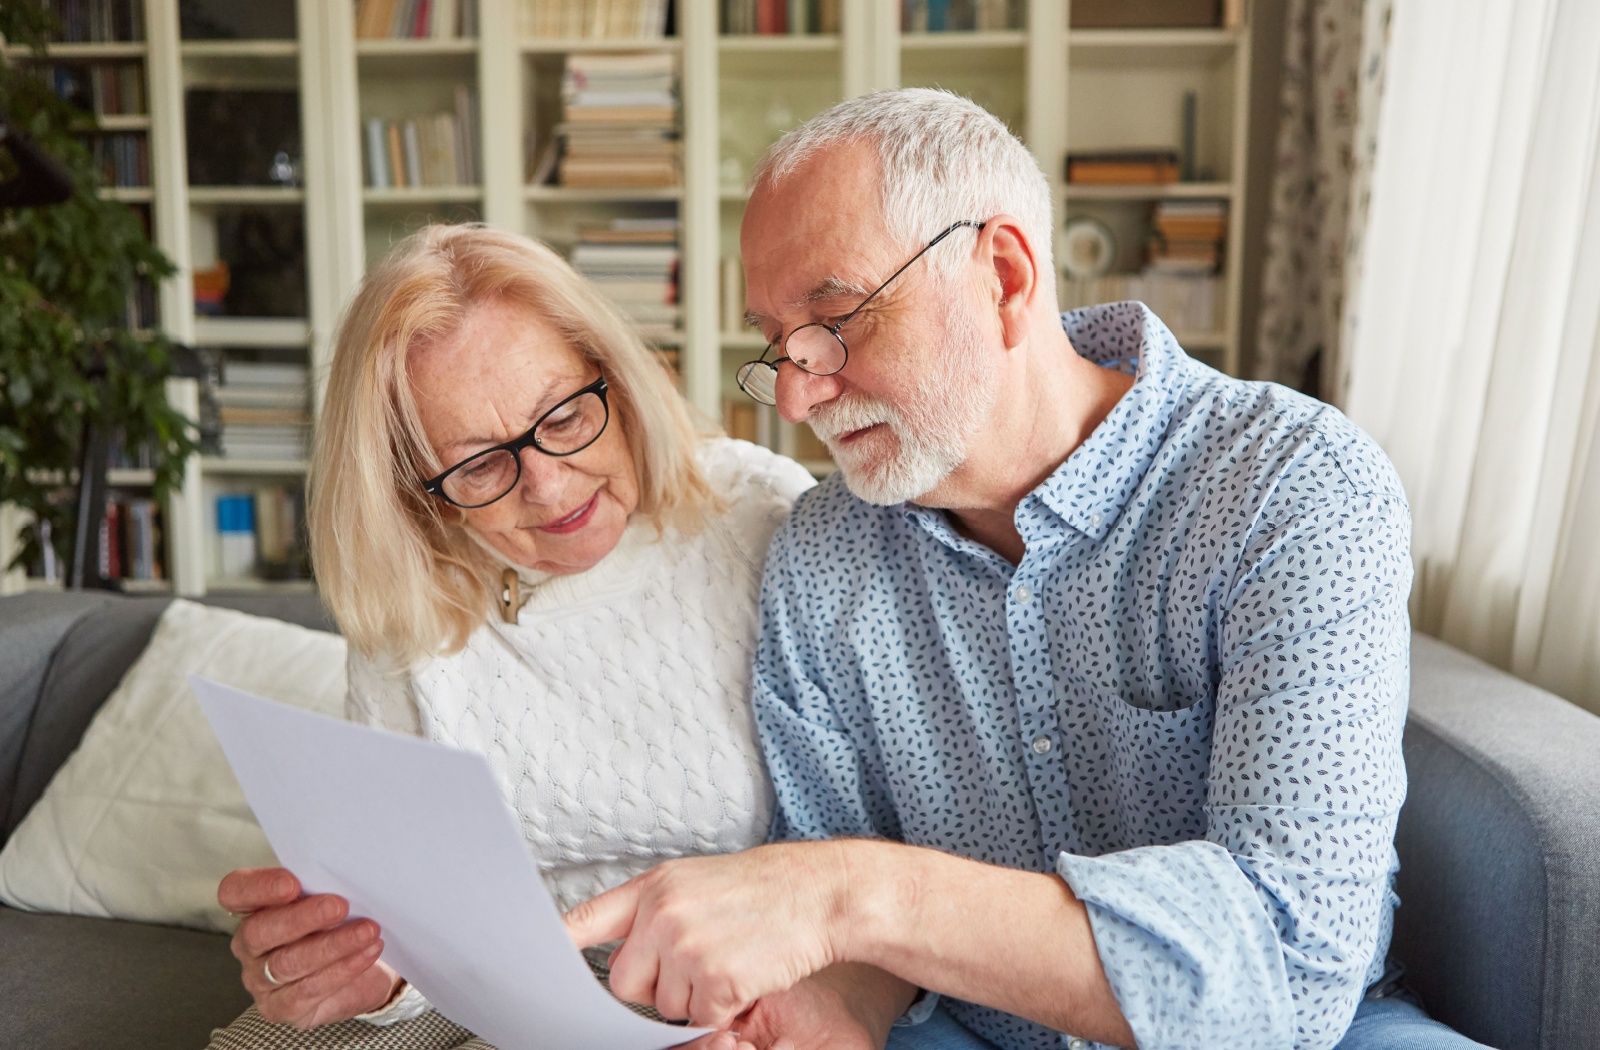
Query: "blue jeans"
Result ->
[[883, 994, 1492, 1050], [1334, 993, 1495, 1050]]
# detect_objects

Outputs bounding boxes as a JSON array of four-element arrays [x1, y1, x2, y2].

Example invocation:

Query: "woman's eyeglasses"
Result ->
[[421, 375, 609, 509]]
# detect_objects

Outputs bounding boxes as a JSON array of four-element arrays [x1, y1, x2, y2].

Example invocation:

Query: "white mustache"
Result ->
[[807, 395, 900, 445]]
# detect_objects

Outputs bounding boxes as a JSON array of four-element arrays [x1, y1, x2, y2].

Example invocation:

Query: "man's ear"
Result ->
[[981, 215, 1040, 350]]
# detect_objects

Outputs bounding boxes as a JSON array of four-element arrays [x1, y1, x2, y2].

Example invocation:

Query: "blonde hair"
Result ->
[[309, 223, 713, 663]]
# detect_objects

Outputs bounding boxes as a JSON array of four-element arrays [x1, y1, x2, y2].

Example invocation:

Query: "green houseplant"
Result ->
[[0, 0, 194, 580]]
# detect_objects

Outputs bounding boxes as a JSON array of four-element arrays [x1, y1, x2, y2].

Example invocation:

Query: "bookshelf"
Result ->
[[2, 0, 1258, 596]]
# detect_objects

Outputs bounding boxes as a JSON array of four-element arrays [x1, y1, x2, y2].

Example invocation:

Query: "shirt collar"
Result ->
[[1027, 302, 1194, 542], [904, 301, 1196, 548]]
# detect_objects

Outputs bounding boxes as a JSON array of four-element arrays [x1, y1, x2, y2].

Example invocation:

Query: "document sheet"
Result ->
[[192, 675, 711, 1050]]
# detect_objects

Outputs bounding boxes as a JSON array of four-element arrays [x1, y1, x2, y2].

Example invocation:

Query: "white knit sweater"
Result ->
[[346, 438, 814, 916]]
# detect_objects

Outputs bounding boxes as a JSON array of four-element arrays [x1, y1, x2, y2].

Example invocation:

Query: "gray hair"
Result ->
[[751, 88, 1055, 285]]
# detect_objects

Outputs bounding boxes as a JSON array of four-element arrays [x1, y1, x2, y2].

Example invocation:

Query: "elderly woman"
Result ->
[[209, 224, 909, 1049]]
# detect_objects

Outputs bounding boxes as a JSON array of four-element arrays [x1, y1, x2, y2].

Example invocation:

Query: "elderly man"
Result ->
[[567, 90, 1483, 1050]]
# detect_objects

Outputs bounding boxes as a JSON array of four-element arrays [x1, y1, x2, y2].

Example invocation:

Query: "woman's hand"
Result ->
[[218, 867, 402, 1029]]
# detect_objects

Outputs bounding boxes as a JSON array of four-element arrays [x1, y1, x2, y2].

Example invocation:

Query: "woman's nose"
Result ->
[[773, 364, 845, 425], [513, 446, 567, 502]]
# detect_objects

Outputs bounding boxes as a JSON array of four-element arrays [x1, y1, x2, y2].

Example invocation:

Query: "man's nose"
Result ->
[[772, 364, 844, 424]]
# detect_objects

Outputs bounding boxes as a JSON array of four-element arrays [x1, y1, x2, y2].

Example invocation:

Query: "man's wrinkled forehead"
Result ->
[[741, 148, 893, 321]]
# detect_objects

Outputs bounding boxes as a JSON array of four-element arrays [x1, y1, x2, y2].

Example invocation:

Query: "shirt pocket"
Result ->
[[1092, 691, 1215, 847]]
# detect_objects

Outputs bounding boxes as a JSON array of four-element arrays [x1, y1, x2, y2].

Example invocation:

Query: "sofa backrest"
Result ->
[[0, 592, 335, 846]]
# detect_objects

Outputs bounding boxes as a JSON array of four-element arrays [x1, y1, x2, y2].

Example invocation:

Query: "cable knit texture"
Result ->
[[346, 437, 814, 919]]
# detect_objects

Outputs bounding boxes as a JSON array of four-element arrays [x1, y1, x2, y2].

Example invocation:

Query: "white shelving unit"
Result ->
[[2, 0, 1256, 596]]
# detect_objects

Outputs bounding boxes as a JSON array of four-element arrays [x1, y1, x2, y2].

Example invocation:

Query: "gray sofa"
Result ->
[[2, 592, 1597, 1049]]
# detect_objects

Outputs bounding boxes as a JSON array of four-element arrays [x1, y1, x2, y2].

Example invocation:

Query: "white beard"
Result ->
[[807, 299, 996, 505]]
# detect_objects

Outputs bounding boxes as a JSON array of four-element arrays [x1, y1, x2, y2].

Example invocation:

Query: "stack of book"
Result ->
[[1066, 150, 1181, 185], [569, 218, 680, 342], [216, 361, 311, 463], [901, 0, 1020, 32], [555, 51, 679, 189], [354, 0, 479, 38], [524, 0, 672, 38], [48, 0, 144, 43], [1060, 273, 1221, 337], [1147, 200, 1227, 275], [364, 87, 480, 189], [723, 0, 840, 34], [99, 498, 164, 586]]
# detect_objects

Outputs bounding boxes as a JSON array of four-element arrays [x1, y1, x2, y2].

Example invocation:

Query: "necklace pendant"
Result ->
[[499, 567, 520, 624]]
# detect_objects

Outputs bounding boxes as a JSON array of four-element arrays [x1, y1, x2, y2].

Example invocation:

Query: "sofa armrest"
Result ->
[[1396, 634, 1600, 1050], [0, 593, 124, 842]]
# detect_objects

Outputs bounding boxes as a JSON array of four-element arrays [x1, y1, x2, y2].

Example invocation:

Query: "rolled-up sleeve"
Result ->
[[1058, 491, 1412, 1050]]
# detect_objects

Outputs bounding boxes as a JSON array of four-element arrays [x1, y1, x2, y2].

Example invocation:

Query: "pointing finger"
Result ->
[[563, 880, 641, 949]]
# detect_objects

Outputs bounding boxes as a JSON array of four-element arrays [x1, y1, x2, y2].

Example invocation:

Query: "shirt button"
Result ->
[[1014, 584, 1034, 603], [1089, 513, 1102, 528], [1031, 733, 1053, 754], [1068, 1040, 1088, 1050]]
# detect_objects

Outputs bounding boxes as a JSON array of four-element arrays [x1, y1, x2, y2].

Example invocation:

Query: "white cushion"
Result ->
[[0, 598, 345, 933]]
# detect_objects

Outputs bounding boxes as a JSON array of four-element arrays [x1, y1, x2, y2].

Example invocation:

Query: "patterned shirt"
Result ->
[[753, 302, 1413, 1050]]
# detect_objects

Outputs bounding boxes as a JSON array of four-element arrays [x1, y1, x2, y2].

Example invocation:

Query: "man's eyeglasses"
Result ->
[[735, 220, 986, 406], [421, 375, 609, 509]]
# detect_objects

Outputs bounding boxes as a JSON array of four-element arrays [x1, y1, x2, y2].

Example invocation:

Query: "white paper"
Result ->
[[191, 675, 710, 1050]]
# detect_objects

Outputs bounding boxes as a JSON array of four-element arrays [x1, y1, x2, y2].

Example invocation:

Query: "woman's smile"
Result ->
[[536, 492, 600, 534]]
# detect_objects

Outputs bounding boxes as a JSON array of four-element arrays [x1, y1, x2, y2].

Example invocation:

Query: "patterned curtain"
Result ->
[[1254, 0, 1392, 397]]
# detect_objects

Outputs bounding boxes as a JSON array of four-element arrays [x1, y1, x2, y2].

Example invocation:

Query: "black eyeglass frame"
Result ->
[[735, 219, 987, 405], [421, 374, 610, 509]]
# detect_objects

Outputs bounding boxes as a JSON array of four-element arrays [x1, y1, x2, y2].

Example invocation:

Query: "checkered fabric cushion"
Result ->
[[205, 952, 684, 1047], [205, 1005, 478, 1050]]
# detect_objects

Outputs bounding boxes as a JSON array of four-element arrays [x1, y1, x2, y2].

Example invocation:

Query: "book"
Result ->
[[218, 406, 312, 426], [402, 120, 423, 187], [365, 119, 391, 188], [1070, 0, 1222, 29], [214, 387, 309, 410], [1066, 151, 1182, 185], [387, 122, 407, 188], [224, 361, 309, 386]]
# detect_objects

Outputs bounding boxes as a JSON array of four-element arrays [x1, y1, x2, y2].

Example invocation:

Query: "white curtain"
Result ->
[[1340, 0, 1600, 713]]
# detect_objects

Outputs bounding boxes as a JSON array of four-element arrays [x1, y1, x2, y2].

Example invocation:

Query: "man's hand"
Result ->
[[676, 964, 915, 1050], [564, 842, 853, 1028]]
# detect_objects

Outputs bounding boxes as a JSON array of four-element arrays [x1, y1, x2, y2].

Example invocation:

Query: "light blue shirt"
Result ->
[[753, 302, 1413, 1050]]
